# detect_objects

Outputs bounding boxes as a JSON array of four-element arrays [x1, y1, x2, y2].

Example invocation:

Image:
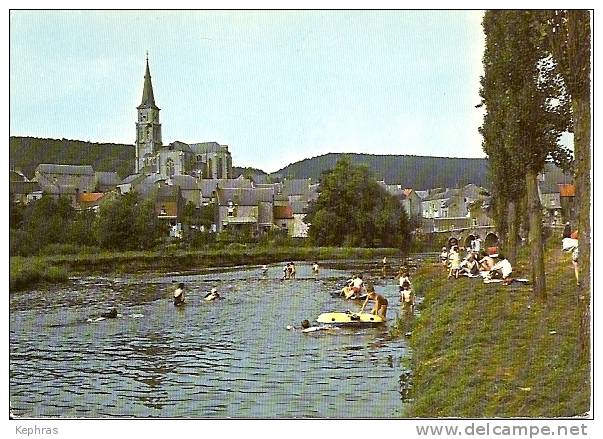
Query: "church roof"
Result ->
[[36, 164, 95, 176], [189, 142, 229, 154], [170, 175, 200, 190], [137, 56, 158, 110], [163, 141, 192, 153], [216, 187, 274, 206]]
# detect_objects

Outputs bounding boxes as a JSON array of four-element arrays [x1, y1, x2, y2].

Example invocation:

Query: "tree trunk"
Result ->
[[573, 94, 590, 355], [506, 200, 517, 265], [526, 170, 546, 300]]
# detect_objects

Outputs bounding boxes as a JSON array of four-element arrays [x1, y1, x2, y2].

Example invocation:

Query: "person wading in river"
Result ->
[[360, 284, 388, 320], [173, 282, 185, 306]]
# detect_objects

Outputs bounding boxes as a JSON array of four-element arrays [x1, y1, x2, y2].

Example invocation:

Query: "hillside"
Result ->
[[273, 153, 490, 189], [9, 136, 135, 179]]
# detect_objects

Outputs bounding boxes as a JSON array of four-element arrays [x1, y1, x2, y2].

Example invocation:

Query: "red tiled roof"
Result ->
[[273, 205, 293, 219], [79, 192, 105, 203], [558, 184, 575, 197]]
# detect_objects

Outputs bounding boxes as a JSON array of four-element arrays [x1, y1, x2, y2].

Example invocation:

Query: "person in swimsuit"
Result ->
[[361, 284, 388, 320]]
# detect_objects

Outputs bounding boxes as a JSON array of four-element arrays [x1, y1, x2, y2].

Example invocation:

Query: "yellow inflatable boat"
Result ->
[[316, 311, 385, 326]]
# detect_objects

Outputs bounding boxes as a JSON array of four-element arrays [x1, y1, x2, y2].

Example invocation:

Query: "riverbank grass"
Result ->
[[406, 247, 590, 417], [10, 257, 69, 291]]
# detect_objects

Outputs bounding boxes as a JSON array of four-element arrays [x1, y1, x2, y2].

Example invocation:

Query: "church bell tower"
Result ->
[[135, 54, 162, 174]]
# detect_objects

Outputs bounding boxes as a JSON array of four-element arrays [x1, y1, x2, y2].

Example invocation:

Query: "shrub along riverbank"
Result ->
[[404, 246, 590, 417], [9, 246, 401, 292]]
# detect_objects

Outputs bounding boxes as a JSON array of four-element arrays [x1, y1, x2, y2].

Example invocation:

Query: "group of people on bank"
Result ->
[[440, 237, 514, 282]]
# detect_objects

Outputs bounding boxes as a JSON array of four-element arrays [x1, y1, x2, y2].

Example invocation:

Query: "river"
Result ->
[[9, 259, 419, 418]]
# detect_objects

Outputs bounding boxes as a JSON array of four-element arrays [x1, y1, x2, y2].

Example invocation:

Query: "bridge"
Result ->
[[426, 225, 500, 250]]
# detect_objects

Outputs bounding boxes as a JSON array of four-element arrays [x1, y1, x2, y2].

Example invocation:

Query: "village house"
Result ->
[[34, 164, 96, 206], [273, 205, 294, 235], [401, 188, 423, 219], [77, 192, 107, 211], [215, 187, 275, 234], [94, 171, 121, 192]]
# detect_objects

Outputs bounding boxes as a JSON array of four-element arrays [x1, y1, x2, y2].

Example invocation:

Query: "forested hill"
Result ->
[[9, 136, 135, 179], [274, 153, 490, 189]]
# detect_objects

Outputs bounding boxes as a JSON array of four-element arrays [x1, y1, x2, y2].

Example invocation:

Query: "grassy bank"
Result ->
[[9, 258, 69, 291], [9, 246, 400, 292], [405, 247, 590, 417]]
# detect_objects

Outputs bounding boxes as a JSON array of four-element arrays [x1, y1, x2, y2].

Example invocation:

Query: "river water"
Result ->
[[10, 260, 418, 418]]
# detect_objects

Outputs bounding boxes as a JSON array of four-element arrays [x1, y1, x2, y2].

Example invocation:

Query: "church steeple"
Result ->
[[135, 53, 162, 174], [138, 53, 158, 109]]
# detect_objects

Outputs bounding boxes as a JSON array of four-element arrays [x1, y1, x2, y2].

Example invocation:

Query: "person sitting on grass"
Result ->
[[478, 251, 495, 272], [488, 254, 513, 280], [361, 284, 388, 320], [459, 254, 479, 277]]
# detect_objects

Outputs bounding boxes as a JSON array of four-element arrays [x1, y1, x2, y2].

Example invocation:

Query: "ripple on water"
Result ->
[[10, 263, 413, 418]]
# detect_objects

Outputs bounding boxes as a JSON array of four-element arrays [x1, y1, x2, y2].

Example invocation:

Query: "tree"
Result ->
[[94, 191, 161, 250], [69, 209, 98, 247], [479, 18, 528, 265], [304, 159, 411, 249], [541, 10, 591, 353], [20, 195, 75, 252], [480, 11, 571, 299]]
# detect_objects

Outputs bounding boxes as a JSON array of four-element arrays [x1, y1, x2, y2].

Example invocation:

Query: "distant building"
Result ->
[[134, 56, 232, 179], [401, 188, 422, 219], [94, 171, 120, 192], [34, 164, 96, 206], [421, 184, 489, 219], [215, 187, 275, 234]]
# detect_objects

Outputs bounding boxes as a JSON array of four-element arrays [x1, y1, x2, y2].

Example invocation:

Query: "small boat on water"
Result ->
[[330, 291, 368, 301], [316, 311, 384, 327]]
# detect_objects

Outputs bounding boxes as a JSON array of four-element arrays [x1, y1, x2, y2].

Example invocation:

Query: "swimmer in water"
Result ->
[[286, 319, 339, 333], [173, 282, 185, 306], [204, 287, 221, 301]]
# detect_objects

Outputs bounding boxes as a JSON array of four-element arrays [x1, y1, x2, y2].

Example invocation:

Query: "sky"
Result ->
[[10, 10, 487, 173]]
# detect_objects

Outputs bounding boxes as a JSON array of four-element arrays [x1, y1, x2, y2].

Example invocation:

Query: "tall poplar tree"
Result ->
[[480, 10, 570, 299], [541, 10, 591, 353]]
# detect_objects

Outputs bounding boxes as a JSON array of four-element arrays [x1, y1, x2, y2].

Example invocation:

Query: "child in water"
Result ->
[[361, 284, 388, 320], [204, 287, 221, 301], [286, 320, 339, 333], [173, 282, 185, 306]]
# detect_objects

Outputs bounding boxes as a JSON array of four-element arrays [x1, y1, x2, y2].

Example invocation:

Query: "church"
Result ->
[[135, 55, 233, 179]]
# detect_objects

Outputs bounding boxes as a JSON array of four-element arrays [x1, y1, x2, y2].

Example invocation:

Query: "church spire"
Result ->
[[138, 53, 158, 109]]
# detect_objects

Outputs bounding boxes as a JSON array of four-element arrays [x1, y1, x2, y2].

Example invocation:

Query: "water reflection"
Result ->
[[9, 258, 425, 418]]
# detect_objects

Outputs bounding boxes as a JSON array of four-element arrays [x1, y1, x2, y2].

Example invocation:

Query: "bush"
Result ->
[[9, 257, 69, 291], [186, 230, 217, 248], [10, 229, 40, 256], [257, 229, 293, 247], [39, 243, 101, 256]]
